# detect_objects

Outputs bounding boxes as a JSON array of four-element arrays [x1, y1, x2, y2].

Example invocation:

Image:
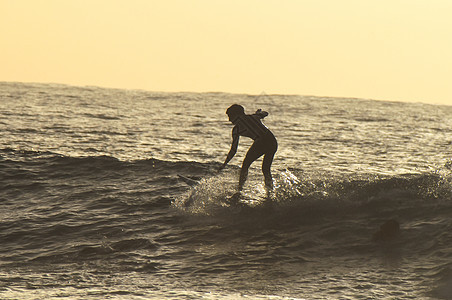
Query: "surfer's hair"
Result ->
[[226, 104, 245, 116]]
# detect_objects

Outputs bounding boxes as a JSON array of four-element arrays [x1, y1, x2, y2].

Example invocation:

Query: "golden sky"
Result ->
[[1, 0, 451, 105]]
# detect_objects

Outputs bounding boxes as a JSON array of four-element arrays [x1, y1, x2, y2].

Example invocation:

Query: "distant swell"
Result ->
[[0, 147, 211, 179]]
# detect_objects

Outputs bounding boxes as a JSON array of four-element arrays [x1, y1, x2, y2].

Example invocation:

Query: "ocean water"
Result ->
[[0, 82, 451, 299]]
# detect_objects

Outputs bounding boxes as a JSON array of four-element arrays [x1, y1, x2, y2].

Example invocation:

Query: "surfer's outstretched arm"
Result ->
[[219, 134, 239, 170]]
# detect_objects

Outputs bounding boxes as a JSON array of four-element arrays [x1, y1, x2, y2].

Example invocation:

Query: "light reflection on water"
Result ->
[[1, 82, 450, 176]]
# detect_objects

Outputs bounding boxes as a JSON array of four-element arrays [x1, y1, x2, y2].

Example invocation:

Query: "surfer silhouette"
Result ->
[[219, 104, 278, 192]]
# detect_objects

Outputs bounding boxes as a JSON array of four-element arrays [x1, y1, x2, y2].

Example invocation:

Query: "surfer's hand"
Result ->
[[255, 109, 268, 118]]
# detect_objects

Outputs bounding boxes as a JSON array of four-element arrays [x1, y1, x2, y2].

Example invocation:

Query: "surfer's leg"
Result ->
[[262, 136, 278, 190], [239, 141, 264, 191], [262, 152, 275, 189]]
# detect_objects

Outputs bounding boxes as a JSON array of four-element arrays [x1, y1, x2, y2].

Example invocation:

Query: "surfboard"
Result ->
[[226, 191, 242, 206]]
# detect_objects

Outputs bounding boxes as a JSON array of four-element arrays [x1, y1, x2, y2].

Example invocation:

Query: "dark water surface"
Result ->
[[1, 82, 451, 299]]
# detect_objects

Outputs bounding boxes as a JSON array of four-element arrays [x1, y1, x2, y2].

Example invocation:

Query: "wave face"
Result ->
[[0, 82, 451, 299]]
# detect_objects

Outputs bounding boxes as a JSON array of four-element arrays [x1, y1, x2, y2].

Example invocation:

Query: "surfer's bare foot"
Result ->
[[228, 192, 241, 205], [264, 183, 274, 197]]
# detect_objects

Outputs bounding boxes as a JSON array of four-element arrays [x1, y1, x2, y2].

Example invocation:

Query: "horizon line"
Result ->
[[2, 80, 450, 107]]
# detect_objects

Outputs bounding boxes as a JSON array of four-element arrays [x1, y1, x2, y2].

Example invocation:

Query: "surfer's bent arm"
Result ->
[[220, 133, 239, 170]]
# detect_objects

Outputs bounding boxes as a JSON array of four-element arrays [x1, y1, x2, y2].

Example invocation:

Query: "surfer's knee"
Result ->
[[241, 157, 253, 170], [238, 168, 248, 189], [240, 165, 249, 176]]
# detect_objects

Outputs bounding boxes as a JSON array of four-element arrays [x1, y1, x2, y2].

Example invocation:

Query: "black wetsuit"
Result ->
[[229, 110, 278, 189]]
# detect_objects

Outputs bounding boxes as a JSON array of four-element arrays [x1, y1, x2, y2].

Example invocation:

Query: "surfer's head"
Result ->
[[226, 104, 245, 123]]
